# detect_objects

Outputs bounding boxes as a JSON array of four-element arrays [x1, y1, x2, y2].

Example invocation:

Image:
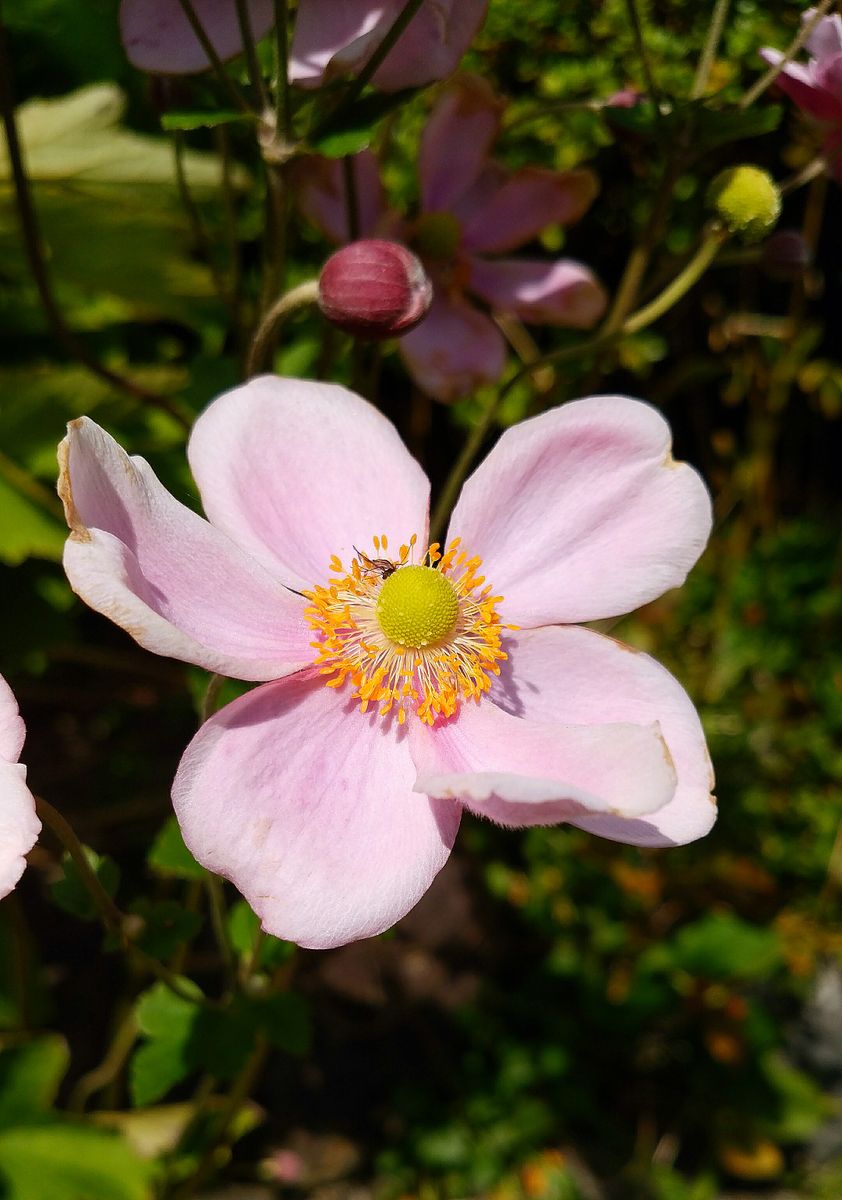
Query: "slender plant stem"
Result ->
[[259, 162, 289, 313], [0, 16, 192, 430], [691, 0, 730, 100], [429, 225, 729, 540], [68, 1006, 139, 1113], [273, 0, 293, 141], [246, 278, 320, 375], [739, 0, 832, 109], [309, 0, 425, 139], [625, 0, 661, 107], [205, 875, 236, 986], [175, 0, 254, 114], [343, 155, 361, 240], [173, 133, 233, 313], [234, 0, 269, 109]]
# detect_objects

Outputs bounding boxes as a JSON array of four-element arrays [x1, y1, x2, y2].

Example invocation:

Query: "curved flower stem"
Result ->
[[175, 0, 254, 114], [309, 0, 426, 140], [35, 796, 214, 1008], [739, 0, 832, 110], [691, 0, 730, 100], [429, 224, 730, 541], [0, 18, 193, 431], [246, 278, 320, 375]]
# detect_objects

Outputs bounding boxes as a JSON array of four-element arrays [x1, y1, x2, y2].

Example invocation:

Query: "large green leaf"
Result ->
[[0, 1036, 69, 1128], [0, 1122, 152, 1200]]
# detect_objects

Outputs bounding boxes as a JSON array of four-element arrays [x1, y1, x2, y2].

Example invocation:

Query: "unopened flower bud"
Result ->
[[762, 229, 812, 281], [318, 240, 432, 340], [707, 165, 781, 244]]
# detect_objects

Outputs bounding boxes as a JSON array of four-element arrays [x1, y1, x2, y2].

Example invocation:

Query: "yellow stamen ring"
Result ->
[[303, 536, 508, 726]]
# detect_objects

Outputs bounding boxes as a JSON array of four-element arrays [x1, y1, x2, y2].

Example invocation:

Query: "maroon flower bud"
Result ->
[[762, 230, 812, 281], [318, 240, 432, 340]]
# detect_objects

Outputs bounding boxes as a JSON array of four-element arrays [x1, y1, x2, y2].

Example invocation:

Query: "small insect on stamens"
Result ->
[[354, 546, 399, 581]]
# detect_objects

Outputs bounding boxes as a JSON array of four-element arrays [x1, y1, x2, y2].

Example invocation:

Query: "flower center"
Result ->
[[303, 535, 510, 726], [412, 212, 462, 262], [375, 565, 459, 648]]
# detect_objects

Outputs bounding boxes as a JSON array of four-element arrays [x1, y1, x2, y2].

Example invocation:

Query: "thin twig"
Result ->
[[175, 0, 254, 114], [625, 0, 661, 108], [0, 15, 192, 430], [739, 0, 833, 109], [172, 132, 233, 312], [273, 0, 293, 141], [691, 0, 731, 100]]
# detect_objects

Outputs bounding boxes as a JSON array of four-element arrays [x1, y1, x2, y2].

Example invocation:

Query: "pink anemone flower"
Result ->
[[0, 674, 40, 899], [58, 378, 715, 950], [760, 9, 842, 183], [290, 0, 488, 92], [294, 76, 607, 400], [120, 0, 485, 85]]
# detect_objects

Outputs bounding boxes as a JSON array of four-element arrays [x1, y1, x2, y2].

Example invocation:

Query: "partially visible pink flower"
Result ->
[[605, 87, 641, 109], [294, 77, 606, 400], [760, 9, 842, 183], [290, 0, 488, 92], [59, 378, 715, 950], [0, 674, 39, 899], [120, 0, 275, 74]]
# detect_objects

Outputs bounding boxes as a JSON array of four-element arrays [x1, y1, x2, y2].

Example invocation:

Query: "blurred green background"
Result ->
[[2, 1, 842, 1198]]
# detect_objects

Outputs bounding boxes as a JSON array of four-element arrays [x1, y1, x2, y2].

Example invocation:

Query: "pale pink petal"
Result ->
[[187, 376, 430, 586], [813, 51, 842, 101], [411, 702, 676, 828], [120, 0, 275, 75], [759, 49, 842, 121], [398, 291, 506, 400], [419, 75, 502, 212], [0, 676, 39, 900], [462, 167, 599, 254], [59, 418, 312, 680], [447, 395, 712, 627], [291, 152, 388, 244], [804, 11, 842, 60], [0, 674, 25, 764], [291, 0, 488, 93], [0, 760, 40, 900], [172, 675, 461, 949], [488, 626, 715, 847], [468, 257, 607, 328]]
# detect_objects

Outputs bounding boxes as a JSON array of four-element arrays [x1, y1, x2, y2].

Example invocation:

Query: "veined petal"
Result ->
[[398, 291, 506, 401], [411, 702, 676, 828], [59, 418, 312, 680], [488, 626, 715, 847], [291, 152, 388, 244], [468, 257, 607, 328], [420, 74, 502, 212], [187, 376, 430, 585], [120, 0, 275, 75], [172, 675, 461, 949], [0, 674, 25, 764], [461, 167, 598, 254], [447, 395, 712, 626]]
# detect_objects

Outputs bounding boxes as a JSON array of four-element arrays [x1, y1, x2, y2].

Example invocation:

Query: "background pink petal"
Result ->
[[0, 673, 25, 764], [758, 50, 842, 121], [804, 11, 842, 60], [468, 257, 607, 328], [419, 75, 502, 213], [398, 291, 506, 400], [172, 675, 462, 949], [291, 0, 488, 93], [291, 152, 388, 244], [187, 376, 430, 586], [461, 167, 599, 254], [411, 701, 676, 828], [120, 0, 274, 74], [447, 395, 712, 626], [0, 676, 39, 900], [488, 626, 716, 847], [59, 418, 312, 680]]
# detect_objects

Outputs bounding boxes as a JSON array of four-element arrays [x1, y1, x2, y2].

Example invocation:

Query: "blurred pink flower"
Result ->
[[294, 76, 606, 400], [59, 378, 715, 949], [120, 0, 485, 84], [290, 0, 488, 91], [0, 674, 39, 899], [760, 9, 842, 183]]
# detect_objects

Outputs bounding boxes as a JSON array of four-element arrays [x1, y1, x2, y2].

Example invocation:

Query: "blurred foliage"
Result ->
[[1, 0, 842, 1198]]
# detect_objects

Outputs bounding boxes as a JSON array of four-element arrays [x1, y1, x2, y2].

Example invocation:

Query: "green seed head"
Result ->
[[707, 165, 781, 244], [376, 565, 459, 649]]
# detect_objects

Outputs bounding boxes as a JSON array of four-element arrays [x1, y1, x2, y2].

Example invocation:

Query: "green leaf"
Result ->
[[147, 817, 207, 881], [160, 109, 252, 131], [130, 1039, 195, 1109], [50, 848, 120, 921], [131, 981, 205, 1107], [0, 1037, 69, 1128], [0, 473, 65, 566], [668, 913, 783, 980], [131, 900, 203, 961], [255, 993, 312, 1057], [310, 88, 418, 157], [135, 980, 203, 1041], [0, 1122, 152, 1200], [226, 900, 295, 970]]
